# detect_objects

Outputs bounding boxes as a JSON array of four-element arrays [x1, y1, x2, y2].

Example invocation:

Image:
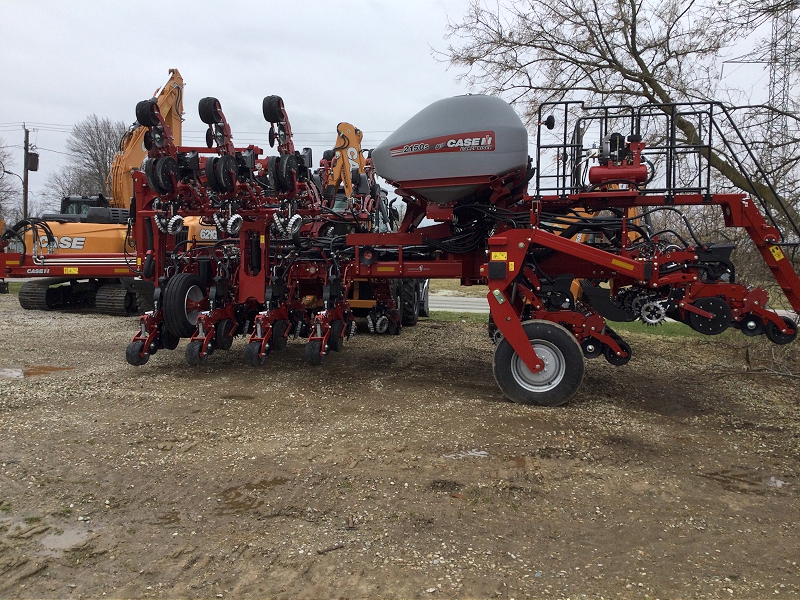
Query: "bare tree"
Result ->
[[0, 139, 21, 220], [45, 115, 125, 202], [442, 0, 800, 225]]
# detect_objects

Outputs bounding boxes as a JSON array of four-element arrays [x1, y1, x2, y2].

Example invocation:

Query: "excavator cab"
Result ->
[[60, 194, 111, 216]]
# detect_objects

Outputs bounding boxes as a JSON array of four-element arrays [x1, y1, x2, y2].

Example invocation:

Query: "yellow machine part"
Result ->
[[106, 68, 184, 208], [24, 222, 135, 254], [326, 122, 365, 199]]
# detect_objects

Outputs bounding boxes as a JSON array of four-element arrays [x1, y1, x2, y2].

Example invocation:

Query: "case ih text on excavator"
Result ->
[[2, 84, 799, 406]]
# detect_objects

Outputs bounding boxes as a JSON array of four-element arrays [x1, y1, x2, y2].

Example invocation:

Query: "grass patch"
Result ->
[[0, 502, 11, 513], [429, 279, 488, 298], [606, 319, 704, 339], [3, 282, 22, 295], [23, 516, 41, 525]]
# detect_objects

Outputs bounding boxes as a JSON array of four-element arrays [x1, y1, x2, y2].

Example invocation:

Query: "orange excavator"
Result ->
[[0, 69, 217, 314]]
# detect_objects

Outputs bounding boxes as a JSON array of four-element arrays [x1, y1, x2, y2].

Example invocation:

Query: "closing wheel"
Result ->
[[262, 95, 284, 122], [739, 314, 765, 337], [162, 273, 206, 338], [154, 156, 179, 194], [215, 154, 237, 192], [603, 338, 632, 366], [135, 98, 160, 127], [329, 320, 344, 352], [401, 279, 420, 326], [305, 339, 324, 366], [244, 341, 268, 367], [185, 340, 207, 366], [766, 316, 797, 345], [198, 97, 222, 125], [492, 320, 584, 407], [126, 341, 149, 366], [216, 319, 234, 351], [688, 297, 732, 335], [581, 338, 603, 359], [271, 319, 289, 351]]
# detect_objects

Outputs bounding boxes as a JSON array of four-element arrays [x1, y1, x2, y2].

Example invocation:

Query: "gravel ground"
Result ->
[[1, 292, 799, 599]]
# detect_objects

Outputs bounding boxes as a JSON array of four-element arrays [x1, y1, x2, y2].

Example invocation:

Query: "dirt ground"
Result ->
[[1, 292, 799, 599]]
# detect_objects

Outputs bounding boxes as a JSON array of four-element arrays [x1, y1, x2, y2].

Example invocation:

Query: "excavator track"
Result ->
[[18, 280, 58, 311], [95, 283, 138, 316]]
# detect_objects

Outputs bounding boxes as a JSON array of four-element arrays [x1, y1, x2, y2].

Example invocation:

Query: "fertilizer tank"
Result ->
[[371, 95, 529, 205]]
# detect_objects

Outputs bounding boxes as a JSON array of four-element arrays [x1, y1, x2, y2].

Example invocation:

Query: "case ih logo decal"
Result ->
[[390, 131, 495, 157]]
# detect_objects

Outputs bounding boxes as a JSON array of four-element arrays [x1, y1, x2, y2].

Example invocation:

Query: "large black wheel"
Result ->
[[766, 316, 798, 345], [198, 97, 222, 125], [162, 273, 205, 338], [688, 297, 732, 335], [401, 279, 420, 326], [160, 329, 180, 351], [126, 341, 149, 366], [305, 339, 324, 366], [262, 95, 284, 123], [244, 341, 268, 367], [136, 98, 160, 127], [277, 153, 297, 191], [271, 319, 289, 351], [215, 155, 236, 192], [154, 156, 179, 193], [185, 340, 207, 366], [216, 319, 234, 351], [205, 156, 220, 191], [329, 320, 344, 352], [492, 320, 584, 407]]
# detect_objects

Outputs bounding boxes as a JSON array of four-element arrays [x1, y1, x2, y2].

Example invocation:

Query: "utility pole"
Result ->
[[22, 125, 29, 221]]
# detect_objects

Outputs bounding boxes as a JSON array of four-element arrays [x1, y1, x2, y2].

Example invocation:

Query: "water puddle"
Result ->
[[38, 526, 89, 556], [217, 477, 288, 514], [0, 366, 74, 379], [700, 470, 792, 494]]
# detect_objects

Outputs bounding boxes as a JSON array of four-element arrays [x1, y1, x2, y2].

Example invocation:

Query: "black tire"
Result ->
[[603, 338, 632, 365], [766, 316, 797, 345], [162, 273, 205, 338], [262, 95, 284, 123], [492, 320, 584, 407], [244, 341, 267, 367], [215, 155, 236, 192], [267, 156, 280, 191], [581, 338, 603, 359], [739, 314, 765, 337], [278, 153, 297, 191], [143, 157, 160, 192], [216, 319, 234, 351], [305, 339, 324, 366], [126, 341, 149, 366], [154, 156, 179, 193], [419, 280, 430, 318], [272, 319, 289, 351], [198, 97, 222, 125], [185, 340, 207, 366], [329, 320, 344, 352], [688, 297, 732, 335], [401, 279, 420, 326], [205, 156, 220, 191], [160, 329, 180, 351], [135, 98, 160, 127]]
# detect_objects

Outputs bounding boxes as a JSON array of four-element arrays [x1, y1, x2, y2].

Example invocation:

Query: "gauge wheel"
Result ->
[[216, 319, 234, 351], [305, 339, 324, 366], [198, 97, 222, 125], [126, 340, 149, 366], [329, 320, 344, 352], [492, 320, 584, 407], [271, 319, 289, 351], [603, 338, 632, 366], [244, 341, 268, 367], [766, 316, 797, 345], [185, 340, 207, 366], [162, 273, 205, 338]]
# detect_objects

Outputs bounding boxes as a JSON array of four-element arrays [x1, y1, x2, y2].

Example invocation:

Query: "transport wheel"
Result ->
[[160, 329, 180, 351], [271, 319, 289, 351], [329, 320, 344, 352], [126, 341, 149, 366], [163, 273, 205, 338], [603, 338, 632, 366], [688, 297, 732, 335], [198, 97, 222, 124], [244, 341, 268, 367], [765, 316, 798, 345], [216, 319, 234, 351], [492, 320, 584, 407], [401, 279, 420, 326], [305, 340, 324, 366], [185, 340, 207, 366], [262, 95, 284, 123], [135, 98, 160, 127]]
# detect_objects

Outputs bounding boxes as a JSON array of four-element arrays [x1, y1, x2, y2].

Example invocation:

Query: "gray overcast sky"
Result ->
[[0, 0, 473, 209]]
